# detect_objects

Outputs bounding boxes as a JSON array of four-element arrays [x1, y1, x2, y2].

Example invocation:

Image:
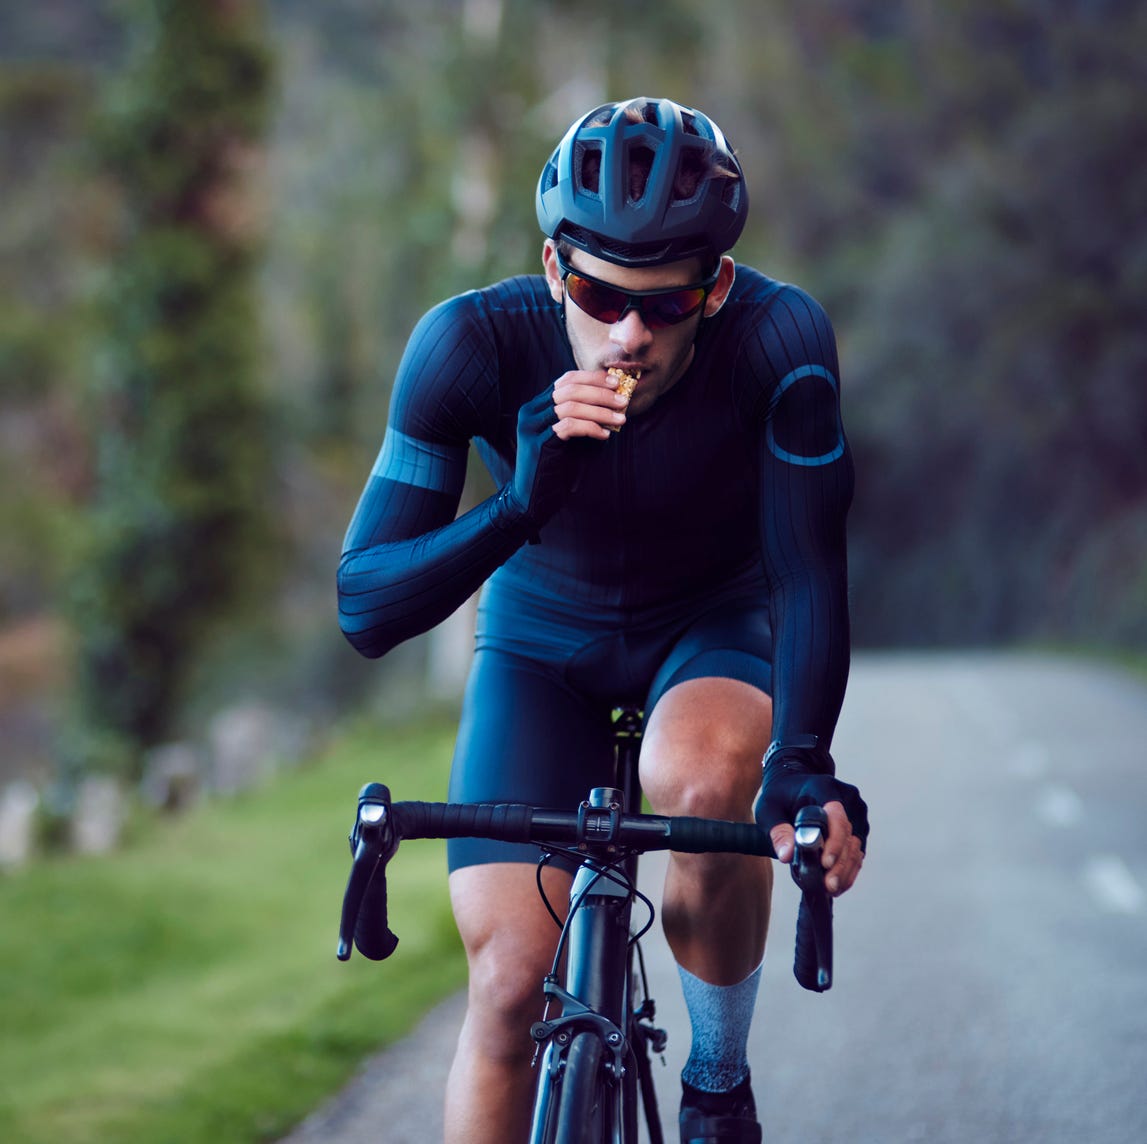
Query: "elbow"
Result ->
[[339, 611, 406, 660], [340, 624, 386, 660], [337, 607, 384, 659], [337, 568, 391, 660]]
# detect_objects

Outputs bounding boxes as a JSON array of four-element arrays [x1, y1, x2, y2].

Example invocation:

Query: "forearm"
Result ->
[[767, 566, 851, 746], [337, 487, 532, 658]]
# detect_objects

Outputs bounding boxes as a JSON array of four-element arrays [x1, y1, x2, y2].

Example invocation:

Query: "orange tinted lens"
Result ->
[[565, 273, 706, 328], [642, 289, 707, 327], [565, 274, 628, 323]]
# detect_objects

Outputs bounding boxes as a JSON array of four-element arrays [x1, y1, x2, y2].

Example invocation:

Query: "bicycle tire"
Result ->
[[621, 1045, 639, 1142], [536, 1031, 613, 1144]]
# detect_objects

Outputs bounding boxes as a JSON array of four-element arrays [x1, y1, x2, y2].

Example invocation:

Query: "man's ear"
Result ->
[[542, 240, 564, 304], [703, 255, 737, 317]]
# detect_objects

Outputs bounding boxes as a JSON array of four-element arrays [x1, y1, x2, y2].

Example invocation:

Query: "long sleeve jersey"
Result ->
[[337, 265, 853, 747]]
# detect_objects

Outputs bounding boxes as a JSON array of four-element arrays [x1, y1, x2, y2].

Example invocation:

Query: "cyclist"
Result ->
[[338, 97, 869, 1144]]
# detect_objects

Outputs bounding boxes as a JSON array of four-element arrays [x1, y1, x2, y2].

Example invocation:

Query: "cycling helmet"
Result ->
[[536, 97, 748, 267]]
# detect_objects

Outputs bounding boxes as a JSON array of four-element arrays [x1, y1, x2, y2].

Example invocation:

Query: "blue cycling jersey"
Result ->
[[338, 264, 853, 749]]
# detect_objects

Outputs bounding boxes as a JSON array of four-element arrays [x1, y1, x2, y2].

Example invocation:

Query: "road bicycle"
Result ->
[[336, 707, 834, 1143]]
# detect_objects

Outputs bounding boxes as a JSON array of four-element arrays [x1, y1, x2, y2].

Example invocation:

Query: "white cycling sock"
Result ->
[[677, 960, 763, 1093]]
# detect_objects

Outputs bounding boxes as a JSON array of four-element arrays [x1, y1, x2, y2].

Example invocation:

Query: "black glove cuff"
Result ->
[[756, 736, 868, 856], [762, 734, 836, 779]]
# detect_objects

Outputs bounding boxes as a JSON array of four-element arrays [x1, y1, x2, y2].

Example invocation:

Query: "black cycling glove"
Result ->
[[507, 385, 595, 530], [754, 735, 869, 858]]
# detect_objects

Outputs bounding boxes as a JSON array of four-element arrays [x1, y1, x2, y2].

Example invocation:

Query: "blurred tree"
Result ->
[[0, 66, 96, 619], [65, 0, 276, 779], [843, 3, 1147, 648], [3, 0, 1144, 767]]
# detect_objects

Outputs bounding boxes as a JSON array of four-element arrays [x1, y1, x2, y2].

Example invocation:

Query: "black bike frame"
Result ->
[[528, 707, 660, 1144], [336, 707, 834, 1143]]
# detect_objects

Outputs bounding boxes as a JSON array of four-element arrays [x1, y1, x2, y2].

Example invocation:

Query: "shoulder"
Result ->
[[411, 274, 553, 337], [391, 274, 562, 440], [713, 266, 840, 419], [723, 265, 834, 342], [473, 273, 556, 315], [718, 266, 836, 363], [411, 274, 561, 380], [428, 274, 556, 331]]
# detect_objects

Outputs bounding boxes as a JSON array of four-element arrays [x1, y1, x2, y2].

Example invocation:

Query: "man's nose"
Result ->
[[610, 308, 653, 354]]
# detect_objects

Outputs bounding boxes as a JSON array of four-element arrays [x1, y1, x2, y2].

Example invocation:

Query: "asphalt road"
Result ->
[[282, 652, 1147, 1143]]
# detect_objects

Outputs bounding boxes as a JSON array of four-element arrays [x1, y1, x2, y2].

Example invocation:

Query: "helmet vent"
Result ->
[[627, 145, 655, 201], [574, 141, 603, 197]]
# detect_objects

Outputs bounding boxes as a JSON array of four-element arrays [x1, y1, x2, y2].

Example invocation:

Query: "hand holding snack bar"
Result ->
[[509, 383, 598, 526], [551, 367, 639, 440]]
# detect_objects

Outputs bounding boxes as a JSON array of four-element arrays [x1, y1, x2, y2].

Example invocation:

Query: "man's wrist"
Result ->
[[762, 735, 835, 778], [492, 486, 542, 544]]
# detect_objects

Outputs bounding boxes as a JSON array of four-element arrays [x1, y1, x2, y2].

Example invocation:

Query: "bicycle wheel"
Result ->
[[532, 1031, 614, 1144], [620, 1033, 641, 1143]]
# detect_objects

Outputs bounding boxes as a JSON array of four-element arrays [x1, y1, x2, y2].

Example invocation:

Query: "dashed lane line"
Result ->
[[1035, 782, 1083, 828], [1008, 743, 1142, 914], [1084, 855, 1146, 914]]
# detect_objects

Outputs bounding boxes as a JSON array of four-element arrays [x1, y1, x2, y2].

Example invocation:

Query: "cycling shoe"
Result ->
[[679, 1076, 762, 1144]]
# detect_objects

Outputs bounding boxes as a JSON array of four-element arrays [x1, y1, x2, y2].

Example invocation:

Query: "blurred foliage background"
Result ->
[[2, 0, 1144, 792]]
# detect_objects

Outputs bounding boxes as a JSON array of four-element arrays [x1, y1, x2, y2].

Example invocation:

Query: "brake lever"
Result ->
[[791, 804, 833, 992], [336, 782, 400, 962]]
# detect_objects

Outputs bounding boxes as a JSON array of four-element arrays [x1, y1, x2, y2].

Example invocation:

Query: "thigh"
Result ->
[[447, 648, 617, 872], [644, 596, 773, 716], [639, 597, 774, 816]]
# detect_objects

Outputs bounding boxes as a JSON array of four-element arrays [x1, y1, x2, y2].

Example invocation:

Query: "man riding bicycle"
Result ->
[[338, 97, 869, 1144]]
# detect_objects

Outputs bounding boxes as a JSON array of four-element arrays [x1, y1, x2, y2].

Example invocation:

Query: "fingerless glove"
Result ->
[[753, 735, 869, 856]]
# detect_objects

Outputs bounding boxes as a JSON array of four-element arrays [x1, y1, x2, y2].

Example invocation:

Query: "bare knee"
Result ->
[[640, 680, 772, 821], [644, 757, 755, 819], [451, 864, 567, 1062], [466, 932, 551, 1037]]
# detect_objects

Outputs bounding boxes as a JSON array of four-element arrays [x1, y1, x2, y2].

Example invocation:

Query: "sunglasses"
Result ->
[[556, 253, 720, 330]]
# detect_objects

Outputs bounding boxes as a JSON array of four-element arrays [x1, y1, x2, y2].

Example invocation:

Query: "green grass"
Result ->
[[0, 715, 467, 1144]]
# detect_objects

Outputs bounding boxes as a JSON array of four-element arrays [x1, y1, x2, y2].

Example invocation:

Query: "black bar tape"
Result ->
[[392, 801, 536, 842], [664, 817, 773, 856], [354, 865, 399, 961]]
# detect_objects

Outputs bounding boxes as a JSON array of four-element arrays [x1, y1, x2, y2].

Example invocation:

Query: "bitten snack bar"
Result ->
[[606, 367, 640, 431]]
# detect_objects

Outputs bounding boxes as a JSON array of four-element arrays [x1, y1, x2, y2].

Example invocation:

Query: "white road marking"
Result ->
[[1084, 855, 1146, 914], [1009, 741, 1050, 780], [1036, 783, 1083, 827]]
